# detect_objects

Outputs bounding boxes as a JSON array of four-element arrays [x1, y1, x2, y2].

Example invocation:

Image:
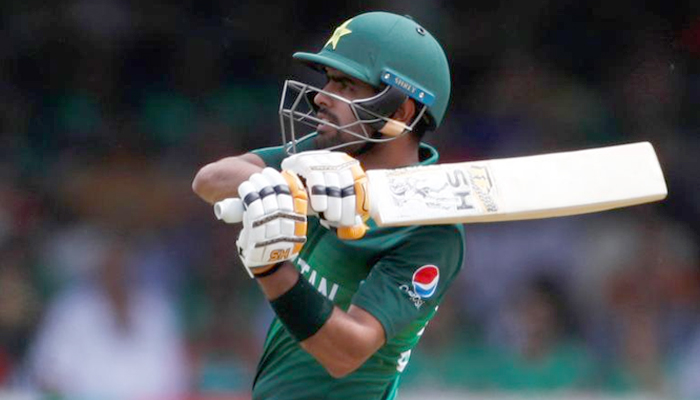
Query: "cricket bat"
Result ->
[[214, 142, 667, 227]]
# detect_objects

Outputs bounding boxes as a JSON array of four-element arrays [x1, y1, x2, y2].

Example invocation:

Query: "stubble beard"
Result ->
[[314, 127, 371, 156], [314, 107, 358, 152], [312, 107, 379, 156]]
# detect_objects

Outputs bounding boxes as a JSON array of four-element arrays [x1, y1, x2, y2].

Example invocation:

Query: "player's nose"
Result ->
[[313, 88, 333, 109]]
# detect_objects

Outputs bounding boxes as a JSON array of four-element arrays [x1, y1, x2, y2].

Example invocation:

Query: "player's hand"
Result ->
[[236, 168, 308, 277], [281, 150, 370, 239]]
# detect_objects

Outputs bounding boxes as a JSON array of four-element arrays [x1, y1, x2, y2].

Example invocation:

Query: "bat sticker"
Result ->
[[384, 165, 499, 215]]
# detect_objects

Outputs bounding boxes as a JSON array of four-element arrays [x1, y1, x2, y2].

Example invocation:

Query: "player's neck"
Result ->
[[357, 135, 419, 170]]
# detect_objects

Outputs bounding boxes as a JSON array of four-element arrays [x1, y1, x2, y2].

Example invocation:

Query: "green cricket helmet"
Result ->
[[279, 12, 451, 153]]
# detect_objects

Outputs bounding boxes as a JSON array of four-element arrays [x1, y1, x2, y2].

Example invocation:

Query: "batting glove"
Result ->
[[281, 150, 370, 240], [236, 168, 308, 277]]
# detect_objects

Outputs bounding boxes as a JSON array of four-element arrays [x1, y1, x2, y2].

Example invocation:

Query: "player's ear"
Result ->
[[390, 99, 416, 124]]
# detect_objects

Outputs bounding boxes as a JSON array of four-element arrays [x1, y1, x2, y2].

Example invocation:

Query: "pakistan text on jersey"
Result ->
[[298, 258, 340, 301]]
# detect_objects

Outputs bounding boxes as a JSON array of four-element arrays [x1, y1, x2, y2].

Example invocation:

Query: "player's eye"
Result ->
[[322, 76, 333, 89], [323, 76, 356, 95]]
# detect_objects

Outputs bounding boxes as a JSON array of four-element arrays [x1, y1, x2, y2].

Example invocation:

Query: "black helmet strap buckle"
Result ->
[[352, 85, 408, 136]]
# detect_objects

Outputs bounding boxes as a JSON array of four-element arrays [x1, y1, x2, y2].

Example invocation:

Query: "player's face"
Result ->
[[313, 68, 378, 152]]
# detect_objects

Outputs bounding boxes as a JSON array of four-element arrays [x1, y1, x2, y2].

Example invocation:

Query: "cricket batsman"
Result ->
[[192, 11, 465, 399]]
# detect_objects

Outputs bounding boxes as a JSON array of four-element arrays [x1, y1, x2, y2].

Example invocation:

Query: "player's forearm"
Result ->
[[192, 153, 266, 204], [299, 305, 385, 378], [257, 264, 385, 378], [256, 262, 300, 299]]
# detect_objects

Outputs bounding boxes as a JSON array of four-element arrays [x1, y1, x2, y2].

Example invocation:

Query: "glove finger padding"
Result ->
[[263, 168, 295, 240], [280, 170, 309, 256], [249, 172, 281, 239], [281, 151, 370, 238], [236, 168, 308, 277], [306, 170, 327, 212], [338, 169, 356, 226], [323, 172, 342, 222]]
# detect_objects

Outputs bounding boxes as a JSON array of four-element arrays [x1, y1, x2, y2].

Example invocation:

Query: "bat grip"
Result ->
[[214, 198, 370, 239], [214, 197, 360, 227], [214, 198, 244, 224]]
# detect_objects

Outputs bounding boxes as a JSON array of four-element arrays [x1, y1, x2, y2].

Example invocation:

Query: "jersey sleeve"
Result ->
[[251, 134, 318, 169], [350, 224, 464, 340], [251, 145, 286, 169]]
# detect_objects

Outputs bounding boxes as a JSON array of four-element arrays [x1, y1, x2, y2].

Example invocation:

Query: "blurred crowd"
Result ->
[[1, 1, 698, 399]]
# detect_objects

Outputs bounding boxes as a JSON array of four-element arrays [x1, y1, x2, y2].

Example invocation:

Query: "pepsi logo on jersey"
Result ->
[[412, 265, 439, 298]]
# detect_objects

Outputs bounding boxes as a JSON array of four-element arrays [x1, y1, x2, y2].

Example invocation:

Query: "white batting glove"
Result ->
[[281, 150, 370, 240], [236, 168, 308, 277]]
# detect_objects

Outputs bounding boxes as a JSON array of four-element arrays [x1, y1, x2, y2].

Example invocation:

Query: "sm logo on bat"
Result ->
[[445, 165, 498, 213]]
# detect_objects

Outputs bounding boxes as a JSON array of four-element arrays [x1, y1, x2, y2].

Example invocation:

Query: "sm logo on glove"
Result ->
[[269, 248, 292, 262]]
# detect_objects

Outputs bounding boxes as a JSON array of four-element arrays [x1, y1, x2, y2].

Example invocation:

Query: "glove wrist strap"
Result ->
[[253, 261, 286, 278]]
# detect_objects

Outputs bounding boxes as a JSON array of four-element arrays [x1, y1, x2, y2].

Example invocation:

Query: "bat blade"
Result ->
[[367, 142, 667, 227]]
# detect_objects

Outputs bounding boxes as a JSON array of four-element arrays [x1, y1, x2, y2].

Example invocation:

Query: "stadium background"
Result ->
[[1, 0, 699, 399]]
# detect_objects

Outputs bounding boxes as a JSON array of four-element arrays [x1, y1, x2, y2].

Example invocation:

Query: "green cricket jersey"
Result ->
[[250, 136, 465, 400]]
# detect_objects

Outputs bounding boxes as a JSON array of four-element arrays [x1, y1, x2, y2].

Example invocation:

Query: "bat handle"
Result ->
[[214, 197, 370, 240], [214, 198, 244, 224]]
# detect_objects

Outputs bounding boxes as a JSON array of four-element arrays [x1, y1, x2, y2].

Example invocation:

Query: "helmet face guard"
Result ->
[[278, 79, 429, 154]]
